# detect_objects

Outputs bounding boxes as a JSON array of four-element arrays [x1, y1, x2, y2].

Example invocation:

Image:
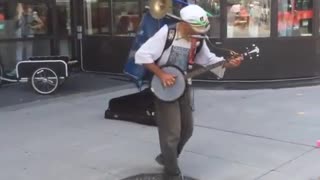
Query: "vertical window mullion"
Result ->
[[271, 0, 278, 38], [110, 0, 114, 36], [313, 0, 319, 36]]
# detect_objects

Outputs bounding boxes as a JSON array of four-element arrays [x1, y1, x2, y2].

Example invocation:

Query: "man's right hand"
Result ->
[[159, 72, 176, 87], [143, 63, 176, 87]]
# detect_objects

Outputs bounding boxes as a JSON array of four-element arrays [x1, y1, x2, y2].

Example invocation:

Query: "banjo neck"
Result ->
[[185, 60, 226, 79], [184, 43, 260, 79]]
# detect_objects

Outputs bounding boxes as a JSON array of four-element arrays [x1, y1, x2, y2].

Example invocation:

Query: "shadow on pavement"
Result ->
[[0, 72, 131, 108], [122, 173, 198, 180]]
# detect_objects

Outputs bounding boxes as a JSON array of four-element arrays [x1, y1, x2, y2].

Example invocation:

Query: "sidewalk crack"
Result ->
[[195, 124, 315, 148], [254, 147, 315, 180]]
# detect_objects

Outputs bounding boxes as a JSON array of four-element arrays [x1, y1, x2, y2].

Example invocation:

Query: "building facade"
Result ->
[[0, 0, 319, 81]]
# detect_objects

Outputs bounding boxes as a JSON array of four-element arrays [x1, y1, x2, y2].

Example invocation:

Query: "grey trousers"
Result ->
[[154, 88, 194, 175]]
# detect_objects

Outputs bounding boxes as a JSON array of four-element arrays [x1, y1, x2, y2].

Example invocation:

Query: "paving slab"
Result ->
[[186, 126, 312, 170], [1, 86, 320, 180], [274, 149, 320, 180], [0, 105, 161, 180], [257, 171, 305, 180], [193, 86, 320, 146], [0, 88, 267, 180], [180, 152, 265, 180]]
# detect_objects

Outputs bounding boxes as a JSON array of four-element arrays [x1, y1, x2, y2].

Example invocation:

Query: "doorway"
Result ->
[[75, 0, 143, 73]]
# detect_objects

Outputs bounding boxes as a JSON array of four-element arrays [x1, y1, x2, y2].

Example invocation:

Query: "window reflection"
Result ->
[[113, 0, 140, 36], [0, 1, 50, 39], [227, 0, 271, 38], [0, 1, 51, 76], [84, 0, 111, 35], [56, 0, 71, 35], [59, 40, 72, 56], [15, 3, 48, 36], [195, 0, 221, 38], [278, 0, 313, 37]]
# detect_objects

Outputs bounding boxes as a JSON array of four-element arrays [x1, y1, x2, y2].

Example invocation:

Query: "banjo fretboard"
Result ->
[[184, 44, 260, 79], [185, 60, 226, 79]]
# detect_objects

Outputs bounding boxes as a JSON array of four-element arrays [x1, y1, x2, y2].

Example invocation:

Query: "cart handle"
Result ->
[[68, 60, 78, 65]]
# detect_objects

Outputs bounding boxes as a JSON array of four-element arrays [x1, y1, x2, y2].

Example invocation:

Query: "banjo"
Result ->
[[150, 44, 260, 102]]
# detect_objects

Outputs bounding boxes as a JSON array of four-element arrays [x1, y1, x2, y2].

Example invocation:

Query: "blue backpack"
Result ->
[[123, 11, 177, 88]]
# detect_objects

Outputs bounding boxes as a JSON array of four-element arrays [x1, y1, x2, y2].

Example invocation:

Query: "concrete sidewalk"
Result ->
[[0, 85, 320, 180]]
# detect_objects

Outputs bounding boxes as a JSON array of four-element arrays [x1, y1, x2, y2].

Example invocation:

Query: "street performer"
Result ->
[[135, 4, 242, 180]]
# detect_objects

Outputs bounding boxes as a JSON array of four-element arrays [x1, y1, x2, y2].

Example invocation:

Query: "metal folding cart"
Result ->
[[0, 56, 77, 95]]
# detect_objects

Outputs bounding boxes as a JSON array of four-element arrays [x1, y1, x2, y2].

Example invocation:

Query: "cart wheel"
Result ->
[[0, 63, 3, 87], [31, 67, 59, 95]]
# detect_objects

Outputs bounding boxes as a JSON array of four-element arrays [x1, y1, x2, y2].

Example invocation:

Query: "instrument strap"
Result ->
[[155, 24, 177, 63], [188, 38, 198, 65]]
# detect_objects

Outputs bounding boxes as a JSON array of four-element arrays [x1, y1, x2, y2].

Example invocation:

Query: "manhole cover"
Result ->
[[121, 173, 198, 180]]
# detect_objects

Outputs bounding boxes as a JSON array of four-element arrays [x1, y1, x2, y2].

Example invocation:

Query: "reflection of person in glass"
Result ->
[[278, 1, 293, 36], [227, 3, 241, 37], [8, 3, 43, 76], [16, 3, 44, 57], [249, 1, 261, 37]]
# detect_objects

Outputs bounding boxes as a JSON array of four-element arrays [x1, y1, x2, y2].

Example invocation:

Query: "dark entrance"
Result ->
[[74, 0, 143, 74]]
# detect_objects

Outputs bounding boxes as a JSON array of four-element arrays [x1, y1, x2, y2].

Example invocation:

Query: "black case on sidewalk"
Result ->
[[104, 88, 156, 126]]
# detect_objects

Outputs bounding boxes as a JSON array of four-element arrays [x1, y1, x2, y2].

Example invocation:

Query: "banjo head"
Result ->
[[151, 66, 186, 102]]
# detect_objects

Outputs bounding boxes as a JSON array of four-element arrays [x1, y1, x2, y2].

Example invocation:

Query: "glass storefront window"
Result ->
[[195, 0, 221, 38], [59, 40, 72, 56], [227, 0, 271, 38], [278, 0, 313, 37], [84, 0, 111, 35], [0, 1, 50, 39], [56, 0, 71, 35], [112, 0, 140, 36]]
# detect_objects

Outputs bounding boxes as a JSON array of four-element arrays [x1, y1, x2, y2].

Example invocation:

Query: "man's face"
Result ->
[[187, 24, 197, 34], [182, 23, 199, 35]]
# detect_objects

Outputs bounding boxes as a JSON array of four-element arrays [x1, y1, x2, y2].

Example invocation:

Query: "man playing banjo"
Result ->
[[135, 4, 242, 180]]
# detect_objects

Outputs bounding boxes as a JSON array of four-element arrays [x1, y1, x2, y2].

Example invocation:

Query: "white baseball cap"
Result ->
[[180, 4, 212, 34]]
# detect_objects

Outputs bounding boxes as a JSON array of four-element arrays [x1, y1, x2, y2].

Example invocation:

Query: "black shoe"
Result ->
[[156, 153, 181, 166], [155, 154, 164, 166]]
